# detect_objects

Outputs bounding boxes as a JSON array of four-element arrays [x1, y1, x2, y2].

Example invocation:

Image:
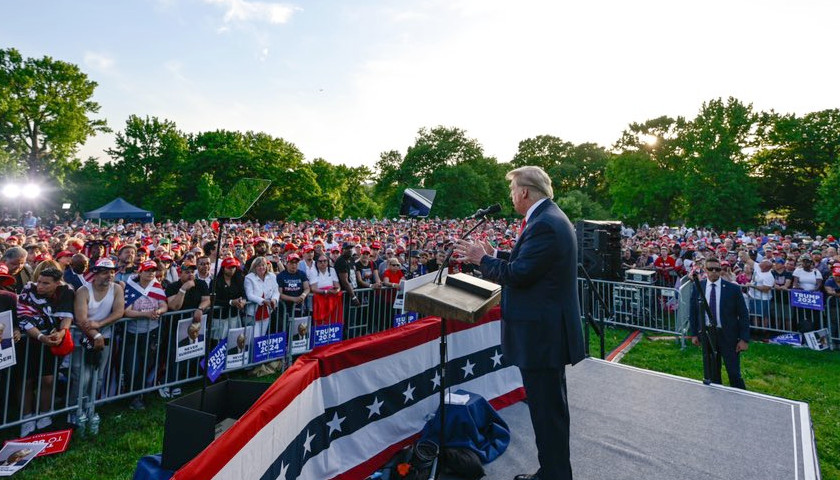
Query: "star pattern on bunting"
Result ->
[[462, 359, 475, 378], [367, 396, 384, 418], [402, 383, 416, 403], [431, 370, 441, 390], [491, 350, 503, 367], [326, 412, 346, 436], [302, 429, 316, 458], [262, 345, 511, 480]]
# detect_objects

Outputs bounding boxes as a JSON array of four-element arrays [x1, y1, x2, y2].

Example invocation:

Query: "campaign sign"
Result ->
[[313, 323, 343, 348], [252, 332, 287, 363], [393, 311, 419, 328], [201, 339, 227, 383], [225, 326, 252, 370], [289, 316, 311, 356], [790, 290, 824, 311], [176, 316, 207, 362], [0, 441, 47, 476], [6, 429, 73, 457], [0, 311, 15, 371]]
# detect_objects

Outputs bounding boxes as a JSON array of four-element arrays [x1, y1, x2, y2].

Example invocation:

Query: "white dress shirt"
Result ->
[[704, 279, 722, 327]]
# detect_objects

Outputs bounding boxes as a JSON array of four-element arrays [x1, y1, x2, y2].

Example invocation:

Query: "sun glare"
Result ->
[[640, 134, 658, 146]]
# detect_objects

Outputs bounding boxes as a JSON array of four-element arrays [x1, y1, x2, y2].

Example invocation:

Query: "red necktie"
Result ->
[[520, 218, 527, 232]]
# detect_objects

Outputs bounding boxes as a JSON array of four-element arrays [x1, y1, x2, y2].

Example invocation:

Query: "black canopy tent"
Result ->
[[84, 198, 154, 223]]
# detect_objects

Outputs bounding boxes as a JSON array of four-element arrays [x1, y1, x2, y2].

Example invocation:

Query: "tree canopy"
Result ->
[[0, 48, 108, 185], [7, 48, 840, 232]]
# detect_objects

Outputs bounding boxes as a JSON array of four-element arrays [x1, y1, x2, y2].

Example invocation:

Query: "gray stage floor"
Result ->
[[444, 358, 820, 480]]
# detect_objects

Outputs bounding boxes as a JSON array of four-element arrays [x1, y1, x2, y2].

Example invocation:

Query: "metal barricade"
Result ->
[[582, 279, 682, 335], [4, 278, 836, 436]]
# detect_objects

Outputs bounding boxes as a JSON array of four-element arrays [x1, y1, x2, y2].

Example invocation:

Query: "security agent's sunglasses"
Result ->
[[705, 267, 722, 272]]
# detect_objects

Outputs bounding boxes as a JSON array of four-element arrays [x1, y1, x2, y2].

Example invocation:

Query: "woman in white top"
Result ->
[[244, 256, 280, 337], [309, 254, 340, 293], [792, 253, 823, 333]]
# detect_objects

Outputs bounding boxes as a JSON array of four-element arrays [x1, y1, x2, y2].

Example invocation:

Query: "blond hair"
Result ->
[[506, 166, 553, 199]]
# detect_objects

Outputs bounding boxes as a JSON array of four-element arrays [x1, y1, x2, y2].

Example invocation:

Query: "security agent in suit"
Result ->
[[690, 256, 750, 389], [456, 166, 585, 480]]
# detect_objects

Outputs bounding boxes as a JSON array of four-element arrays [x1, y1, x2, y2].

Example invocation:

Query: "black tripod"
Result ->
[[577, 263, 607, 359]]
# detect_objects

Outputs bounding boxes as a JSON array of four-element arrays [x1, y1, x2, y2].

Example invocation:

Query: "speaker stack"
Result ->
[[575, 220, 622, 281]]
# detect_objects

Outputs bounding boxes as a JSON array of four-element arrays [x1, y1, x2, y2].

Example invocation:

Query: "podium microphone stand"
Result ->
[[405, 216, 501, 479]]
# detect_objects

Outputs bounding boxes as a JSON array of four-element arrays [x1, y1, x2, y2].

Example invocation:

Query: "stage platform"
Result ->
[[444, 358, 820, 480]]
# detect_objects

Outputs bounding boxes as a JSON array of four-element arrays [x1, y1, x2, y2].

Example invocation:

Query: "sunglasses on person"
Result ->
[[706, 267, 722, 272], [317, 259, 328, 263], [390, 262, 401, 266]]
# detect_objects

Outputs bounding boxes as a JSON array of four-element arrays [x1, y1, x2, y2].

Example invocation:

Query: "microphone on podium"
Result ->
[[470, 203, 501, 219]]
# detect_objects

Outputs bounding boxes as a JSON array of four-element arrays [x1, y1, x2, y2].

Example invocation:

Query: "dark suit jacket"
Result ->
[[178, 335, 204, 348], [479, 200, 585, 369], [689, 279, 750, 345]]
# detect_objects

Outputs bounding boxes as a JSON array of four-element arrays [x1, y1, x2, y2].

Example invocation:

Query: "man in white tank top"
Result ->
[[70, 258, 125, 421]]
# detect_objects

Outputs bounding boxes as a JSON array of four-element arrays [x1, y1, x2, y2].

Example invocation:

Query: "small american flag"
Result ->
[[124, 276, 167, 306]]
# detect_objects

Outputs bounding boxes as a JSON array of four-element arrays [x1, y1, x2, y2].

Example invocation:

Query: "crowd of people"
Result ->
[[0, 216, 837, 439], [0, 216, 524, 438], [619, 224, 840, 332]]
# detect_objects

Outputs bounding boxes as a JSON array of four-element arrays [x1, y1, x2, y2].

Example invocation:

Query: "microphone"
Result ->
[[470, 203, 501, 219]]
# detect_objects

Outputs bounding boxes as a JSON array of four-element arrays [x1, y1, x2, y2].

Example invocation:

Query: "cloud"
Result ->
[[83, 52, 115, 73], [204, 0, 299, 25]]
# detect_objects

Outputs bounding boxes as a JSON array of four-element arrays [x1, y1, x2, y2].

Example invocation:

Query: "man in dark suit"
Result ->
[[457, 165, 585, 480], [178, 322, 204, 347], [690, 256, 750, 389]]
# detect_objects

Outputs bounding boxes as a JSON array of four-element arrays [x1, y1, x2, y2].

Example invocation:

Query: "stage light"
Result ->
[[2, 185, 20, 199]]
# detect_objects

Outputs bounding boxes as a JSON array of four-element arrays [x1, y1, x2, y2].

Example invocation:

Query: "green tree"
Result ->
[[307, 159, 380, 219], [0, 48, 108, 184], [181, 173, 223, 221], [106, 115, 189, 218], [374, 127, 510, 218], [512, 135, 610, 204], [185, 130, 319, 220], [64, 158, 119, 213], [753, 109, 840, 231], [605, 151, 680, 225], [679, 97, 761, 229], [816, 163, 840, 233], [556, 190, 610, 224]]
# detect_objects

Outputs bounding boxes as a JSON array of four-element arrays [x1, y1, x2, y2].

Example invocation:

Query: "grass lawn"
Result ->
[[3, 325, 836, 479]]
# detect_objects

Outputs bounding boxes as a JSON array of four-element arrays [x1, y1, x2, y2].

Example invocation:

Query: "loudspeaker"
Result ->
[[576, 220, 622, 281], [161, 380, 271, 470]]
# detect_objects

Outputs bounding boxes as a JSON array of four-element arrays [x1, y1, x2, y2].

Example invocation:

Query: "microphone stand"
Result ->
[[428, 214, 490, 480], [200, 218, 229, 411], [577, 263, 607, 359], [690, 274, 719, 385]]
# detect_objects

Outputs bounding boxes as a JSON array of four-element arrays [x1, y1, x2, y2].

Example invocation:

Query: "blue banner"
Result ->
[[253, 332, 287, 363], [313, 324, 343, 348], [201, 339, 227, 383], [393, 311, 419, 328], [790, 290, 824, 311]]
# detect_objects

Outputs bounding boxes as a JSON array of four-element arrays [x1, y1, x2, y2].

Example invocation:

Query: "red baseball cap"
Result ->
[[138, 260, 158, 272], [221, 257, 241, 269]]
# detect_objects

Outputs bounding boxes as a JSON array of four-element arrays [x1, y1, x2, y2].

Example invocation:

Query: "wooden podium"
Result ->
[[404, 273, 501, 323], [404, 272, 501, 476]]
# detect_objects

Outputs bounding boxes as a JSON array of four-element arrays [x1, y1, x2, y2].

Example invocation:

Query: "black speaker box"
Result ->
[[576, 220, 622, 281], [161, 379, 271, 471]]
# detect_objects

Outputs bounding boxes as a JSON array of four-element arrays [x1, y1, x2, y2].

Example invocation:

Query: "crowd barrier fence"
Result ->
[[1, 281, 837, 436]]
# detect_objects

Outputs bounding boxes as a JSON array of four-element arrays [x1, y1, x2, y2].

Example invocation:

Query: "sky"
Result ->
[[3, 0, 839, 169]]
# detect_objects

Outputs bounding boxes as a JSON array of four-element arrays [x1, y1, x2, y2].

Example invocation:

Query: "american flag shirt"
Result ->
[[17, 283, 75, 333]]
